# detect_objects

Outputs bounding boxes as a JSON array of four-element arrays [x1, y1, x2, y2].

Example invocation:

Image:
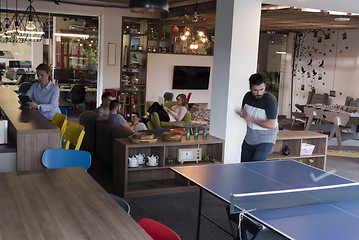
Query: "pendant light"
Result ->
[[26, 1, 36, 30], [129, 0, 169, 13], [20, 0, 45, 42], [4, 0, 11, 39], [0, 0, 4, 40]]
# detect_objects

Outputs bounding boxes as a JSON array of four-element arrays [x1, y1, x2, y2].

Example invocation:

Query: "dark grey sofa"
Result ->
[[79, 111, 97, 155], [79, 111, 132, 168], [95, 120, 133, 167]]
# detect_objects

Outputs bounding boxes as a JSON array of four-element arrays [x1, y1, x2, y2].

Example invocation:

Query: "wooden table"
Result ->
[[304, 105, 359, 150], [0, 167, 151, 240], [0, 88, 59, 171]]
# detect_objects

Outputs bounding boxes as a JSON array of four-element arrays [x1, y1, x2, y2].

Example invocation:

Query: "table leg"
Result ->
[[334, 117, 343, 151], [305, 112, 315, 131], [196, 188, 203, 240]]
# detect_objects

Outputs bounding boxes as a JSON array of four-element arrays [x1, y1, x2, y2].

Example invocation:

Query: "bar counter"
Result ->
[[0, 87, 59, 171]]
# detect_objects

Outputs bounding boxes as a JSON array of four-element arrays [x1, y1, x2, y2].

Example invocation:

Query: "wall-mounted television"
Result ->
[[19, 61, 32, 68], [9, 60, 20, 68], [172, 66, 210, 90], [0, 62, 6, 70]]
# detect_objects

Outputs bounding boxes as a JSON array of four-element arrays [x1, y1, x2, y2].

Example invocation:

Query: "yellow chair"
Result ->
[[51, 113, 68, 148], [63, 122, 85, 150]]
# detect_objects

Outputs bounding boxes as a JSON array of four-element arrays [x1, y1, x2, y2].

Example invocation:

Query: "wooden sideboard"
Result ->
[[113, 135, 224, 197], [0, 88, 59, 171], [268, 130, 328, 170]]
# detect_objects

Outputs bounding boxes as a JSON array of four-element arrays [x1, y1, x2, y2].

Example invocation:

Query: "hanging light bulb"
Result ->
[[3, 0, 10, 37], [184, 27, 191, 36], [19, 0, 45, 42], [26, 15, 36, 30], [197, 30, 204, 37], [190, 41, 199, 50], [180, 34, 187, 41], [0, 1, 3, 39]]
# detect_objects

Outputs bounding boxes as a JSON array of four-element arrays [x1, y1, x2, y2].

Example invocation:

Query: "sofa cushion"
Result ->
[[96, 120, 133, 168], [311, 93, 329, 104], [345, 96, 359, 108], [79, 111, 97, 155]]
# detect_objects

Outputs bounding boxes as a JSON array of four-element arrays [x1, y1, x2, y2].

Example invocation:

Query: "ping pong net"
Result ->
[[229, 182, 359, 215], [229, 182, 359, 240]]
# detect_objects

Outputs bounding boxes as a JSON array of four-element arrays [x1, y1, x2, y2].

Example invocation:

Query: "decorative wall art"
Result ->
[[291, 28, 359, 112]]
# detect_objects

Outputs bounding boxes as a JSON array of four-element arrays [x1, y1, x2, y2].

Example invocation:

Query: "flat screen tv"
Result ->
[[19, 61, 32, 68], [9, 60, 20, 68], [172, 66, 210, 90]]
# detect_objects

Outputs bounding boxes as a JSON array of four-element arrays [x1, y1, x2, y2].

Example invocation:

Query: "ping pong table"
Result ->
[[171, 160, 359, 240]]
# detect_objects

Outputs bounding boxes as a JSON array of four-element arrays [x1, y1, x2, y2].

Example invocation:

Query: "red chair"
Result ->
[[104, 88, 118, 98], [186, 92, 192, 105], [138, 218, 181, 240], [186, 92, 192, 110]]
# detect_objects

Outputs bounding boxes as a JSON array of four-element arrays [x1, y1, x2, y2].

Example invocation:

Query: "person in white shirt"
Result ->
[[142, 94, 187, 124]]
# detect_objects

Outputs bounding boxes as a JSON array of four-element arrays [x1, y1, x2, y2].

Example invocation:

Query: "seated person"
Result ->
[[108, 100, 147, 132], [96, 91, 113, 120], [26, 63, 61, 120], [142, 94, 187, 124]]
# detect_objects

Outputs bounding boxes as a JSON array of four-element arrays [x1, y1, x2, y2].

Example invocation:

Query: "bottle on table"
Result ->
[[193, 128, 199, 139], [186, 128, 191, 140]]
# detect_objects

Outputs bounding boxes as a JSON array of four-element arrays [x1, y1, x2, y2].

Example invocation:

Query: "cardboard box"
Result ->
[[301, 143, 315, 156]]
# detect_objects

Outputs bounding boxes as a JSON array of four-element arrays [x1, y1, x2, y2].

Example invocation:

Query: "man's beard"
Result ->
[[254, 95, 263, 99]]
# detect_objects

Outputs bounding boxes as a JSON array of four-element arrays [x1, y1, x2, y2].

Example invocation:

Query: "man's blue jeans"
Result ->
[[241, 140, 274, 162]]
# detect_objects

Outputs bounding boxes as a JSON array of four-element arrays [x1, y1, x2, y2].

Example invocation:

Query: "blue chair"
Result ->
[[41, 149, 91, 171], [60, 107, 68, 116], [109, 193, 131, 215]]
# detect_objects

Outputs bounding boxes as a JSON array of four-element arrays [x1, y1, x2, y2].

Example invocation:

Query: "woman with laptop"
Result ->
[[25, 63, 61, 120], [142, 93, 187, 124]]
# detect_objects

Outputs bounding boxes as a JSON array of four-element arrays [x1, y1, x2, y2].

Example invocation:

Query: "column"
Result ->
[[210, 0, 262, 163]]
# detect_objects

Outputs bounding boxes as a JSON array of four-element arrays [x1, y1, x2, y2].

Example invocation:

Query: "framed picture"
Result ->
[[108, 43, 116, 66]]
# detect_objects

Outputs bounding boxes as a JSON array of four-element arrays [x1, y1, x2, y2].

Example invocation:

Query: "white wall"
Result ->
[[146, 53, 213, 108]]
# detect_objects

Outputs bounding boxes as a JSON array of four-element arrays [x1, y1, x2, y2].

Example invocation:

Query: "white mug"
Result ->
[[147, 155, 159, 166], [136, 153, 145, 164], [128, 156, 138, 167]]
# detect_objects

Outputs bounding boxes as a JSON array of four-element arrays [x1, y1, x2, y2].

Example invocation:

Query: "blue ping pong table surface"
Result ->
[[171, 160, 359, 240]]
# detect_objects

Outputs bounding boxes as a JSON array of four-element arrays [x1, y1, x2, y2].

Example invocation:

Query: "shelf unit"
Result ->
[[113, 135, 224, 197], [268, 131, 328, 169], [120, 17, 214, 118], [121, 18, 148, 118]]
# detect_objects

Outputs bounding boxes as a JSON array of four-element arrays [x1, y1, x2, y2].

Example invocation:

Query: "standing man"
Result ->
[[237, 73, 278, 162], [96, 91, 113, 120]]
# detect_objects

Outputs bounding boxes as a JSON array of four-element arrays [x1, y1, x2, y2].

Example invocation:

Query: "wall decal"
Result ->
[[319, 60, 325, 68]]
